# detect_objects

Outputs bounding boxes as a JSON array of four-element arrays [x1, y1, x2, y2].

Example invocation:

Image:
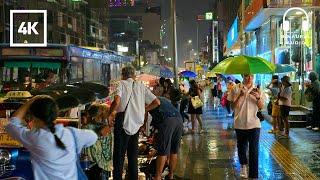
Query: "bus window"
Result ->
[[84, 58, 94, 82], [92, 59, 101, 82], [1, 66, 61, 92], [70, 57, 83, 82]]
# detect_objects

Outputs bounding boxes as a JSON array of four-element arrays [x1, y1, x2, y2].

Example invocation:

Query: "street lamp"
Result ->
[[188, 39, 192, 44]]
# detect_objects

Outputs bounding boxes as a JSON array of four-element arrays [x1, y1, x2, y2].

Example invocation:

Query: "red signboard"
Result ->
[[243, 0, 266, 28]]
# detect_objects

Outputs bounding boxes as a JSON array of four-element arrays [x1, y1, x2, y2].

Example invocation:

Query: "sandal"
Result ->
[[165, 175, 175, 180]]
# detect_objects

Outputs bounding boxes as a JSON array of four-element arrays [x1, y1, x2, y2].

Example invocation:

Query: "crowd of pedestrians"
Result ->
[[5, 64, 319, 180]]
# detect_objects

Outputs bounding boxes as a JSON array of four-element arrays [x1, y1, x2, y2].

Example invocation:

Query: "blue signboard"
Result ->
[[227, 17, 239, 49], [69, 46, 132, 63]]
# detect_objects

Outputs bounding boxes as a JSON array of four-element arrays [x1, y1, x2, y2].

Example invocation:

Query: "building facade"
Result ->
[[225, 0, 320, 105], [0, 0, 109, 48], [109, 3, 161, 67]]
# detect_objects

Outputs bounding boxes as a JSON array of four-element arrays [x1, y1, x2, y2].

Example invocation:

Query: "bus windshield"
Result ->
[[1, 66, 61, 92]]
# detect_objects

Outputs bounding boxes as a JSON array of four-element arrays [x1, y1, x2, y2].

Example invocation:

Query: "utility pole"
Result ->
[[171, 0, 178, 87]]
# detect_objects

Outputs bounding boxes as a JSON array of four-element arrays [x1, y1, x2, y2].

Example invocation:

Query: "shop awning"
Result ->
[[4, 61, 61, 69]]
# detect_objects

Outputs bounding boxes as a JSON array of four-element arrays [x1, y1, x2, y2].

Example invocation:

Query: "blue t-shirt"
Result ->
[[5, 117, 97, 180], [149, 97, 182, 126]]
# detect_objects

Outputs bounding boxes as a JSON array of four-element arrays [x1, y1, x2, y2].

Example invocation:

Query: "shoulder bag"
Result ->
[[191, 96, 203, 109], [119, 81, 135, 135], [69, 128, 88, 180]]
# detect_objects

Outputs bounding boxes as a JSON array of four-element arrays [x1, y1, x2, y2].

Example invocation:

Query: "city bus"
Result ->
[[0, 44, 131, 93]]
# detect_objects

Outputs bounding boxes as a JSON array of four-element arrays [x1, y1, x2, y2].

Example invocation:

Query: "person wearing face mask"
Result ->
[[230, 74, 264, 179]]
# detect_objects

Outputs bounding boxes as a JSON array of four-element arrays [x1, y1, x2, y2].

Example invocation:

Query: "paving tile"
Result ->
[[175, 89, 320, 179]]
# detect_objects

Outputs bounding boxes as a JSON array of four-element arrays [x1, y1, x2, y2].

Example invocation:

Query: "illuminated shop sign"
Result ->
[[284, 32, 304, 45], [282, 7, 311, 46], [70, 46, 111, 63], [227, 17, 239, 49]]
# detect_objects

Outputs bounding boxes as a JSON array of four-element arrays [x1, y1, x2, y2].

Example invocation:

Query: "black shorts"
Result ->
[[154, 117, 183, 156], [280, 105, 290, 118]]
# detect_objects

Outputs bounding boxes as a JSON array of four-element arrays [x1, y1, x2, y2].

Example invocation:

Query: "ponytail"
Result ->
[[48, 122, 66, 150], [29, 96, 66, 150]]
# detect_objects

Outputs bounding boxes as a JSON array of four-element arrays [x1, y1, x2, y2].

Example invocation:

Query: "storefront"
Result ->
[[225, 17, 241, 56]]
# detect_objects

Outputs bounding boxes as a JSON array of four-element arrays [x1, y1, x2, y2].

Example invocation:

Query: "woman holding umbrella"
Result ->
[[213, 55, 274, 179], [230, 74, 264, 179]]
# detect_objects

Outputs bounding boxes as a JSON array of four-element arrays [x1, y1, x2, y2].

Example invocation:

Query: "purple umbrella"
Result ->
[[179, 70, 197, 78]]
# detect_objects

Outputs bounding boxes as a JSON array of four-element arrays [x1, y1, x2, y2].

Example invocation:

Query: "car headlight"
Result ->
[[0, 150, 11, 164]]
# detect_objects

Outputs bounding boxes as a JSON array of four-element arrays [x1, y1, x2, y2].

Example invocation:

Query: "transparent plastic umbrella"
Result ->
[[141, 64, 174, 78]]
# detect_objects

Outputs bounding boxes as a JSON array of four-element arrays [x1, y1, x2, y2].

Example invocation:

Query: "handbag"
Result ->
[[121, 81, 136, 135], [267, 100, 272, 115], [220, 93, 228, 107], [191, 96, 203, 109], [69, 128, 88, 180], [257, 110, 264, 121]]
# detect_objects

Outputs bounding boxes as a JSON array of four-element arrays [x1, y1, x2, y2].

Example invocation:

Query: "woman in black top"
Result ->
[[188, 80, 204, 133]]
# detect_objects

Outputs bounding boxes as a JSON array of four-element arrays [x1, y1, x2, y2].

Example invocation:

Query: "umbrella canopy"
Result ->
[[206, 71, 216, 78], [141, 64, 174, 78], [212, 55, 275, 74], [136, 74, 159, 81], [71, 82, 109, 99], [179, 70, 197, 78], [274, 64, 296, 74], [32, 84, 96, 104]]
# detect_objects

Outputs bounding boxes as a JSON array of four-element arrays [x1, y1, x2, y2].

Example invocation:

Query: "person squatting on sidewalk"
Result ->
[[230, 74, 264, 179], [108, 66, 160, 180]]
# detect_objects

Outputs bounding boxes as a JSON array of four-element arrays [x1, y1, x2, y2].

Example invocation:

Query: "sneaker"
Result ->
[[312, 127, 319, 131], [306, 126, 312, 129], [240, 165, 248, 179]]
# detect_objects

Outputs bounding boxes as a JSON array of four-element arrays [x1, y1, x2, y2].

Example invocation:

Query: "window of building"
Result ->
[[58, 12, 63, 27], [72, 18, 77, 32], [68, 16, 73, 29], [60, 33, 66, 44]]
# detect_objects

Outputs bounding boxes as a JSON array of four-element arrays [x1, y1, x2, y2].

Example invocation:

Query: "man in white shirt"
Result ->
[[230, 74, 264, 179], [108, 66, 160, 180]]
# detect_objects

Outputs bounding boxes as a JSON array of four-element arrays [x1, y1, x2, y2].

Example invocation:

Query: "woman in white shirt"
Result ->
[[6, 95, 98, 180], [230, 74, 264, 179]]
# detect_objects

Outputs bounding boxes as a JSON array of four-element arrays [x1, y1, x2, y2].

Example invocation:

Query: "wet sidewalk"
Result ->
[[174, 90, 320, 180]]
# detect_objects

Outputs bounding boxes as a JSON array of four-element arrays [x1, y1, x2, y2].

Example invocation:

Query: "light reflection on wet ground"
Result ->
[[174, 89, 318, 179]]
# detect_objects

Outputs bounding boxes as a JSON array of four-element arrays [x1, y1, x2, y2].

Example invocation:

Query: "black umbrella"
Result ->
[[55, 95, 80, 111], [71, 82, 109, 99], [31, 84, 96, 105]]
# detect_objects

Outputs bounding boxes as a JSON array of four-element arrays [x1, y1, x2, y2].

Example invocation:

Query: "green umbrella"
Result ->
[[212, 55, 275, 74], [274, 64, 296, 74]]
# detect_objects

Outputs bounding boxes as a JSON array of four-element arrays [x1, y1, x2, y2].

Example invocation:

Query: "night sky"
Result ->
[[153, 0, 213, 67]]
